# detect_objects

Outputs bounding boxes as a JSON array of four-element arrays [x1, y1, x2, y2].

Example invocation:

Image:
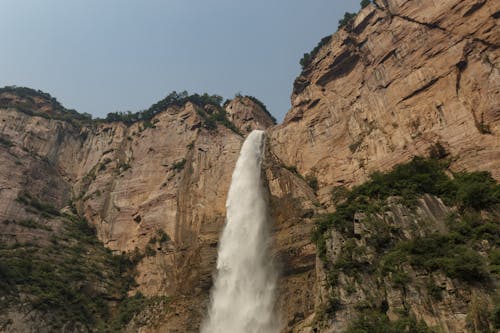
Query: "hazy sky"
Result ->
[[0, 0, 360, 122]]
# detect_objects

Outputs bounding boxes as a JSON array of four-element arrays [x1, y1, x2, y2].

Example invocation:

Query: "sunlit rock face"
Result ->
[[0, 0, 498, 331], [270, 0, 499, 206], [0, 93, 279, 331], [225, 96, 277, 135]]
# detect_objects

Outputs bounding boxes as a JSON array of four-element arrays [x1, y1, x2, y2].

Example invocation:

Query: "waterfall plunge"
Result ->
[[201, 130, 279, 333]]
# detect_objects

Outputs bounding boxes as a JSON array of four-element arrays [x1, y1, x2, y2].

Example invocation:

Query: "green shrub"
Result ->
[[283, 164, 299, 174], [349, 140, 362, 153], [331, 186, 349, 204], [172, 159, 186, 171], [17, 219, 52, 231], [452, 172, 499, 210], [300, 35, 332, 69], [426, 281, 443, 301], [16, 193, 60, 216], [0, 136, 14, 147], [338, 12, 357, 30], [0, 215, 133, 328], [145, 245, 156, 257], [360, 0, 371, 8], [428, 142, 448, 159], [312, 157, 498, 287], [492, 300, 500, 329], [142, 120, 156, 129], [102, 90, 240, 135], [306, 175, 319, 191], [380, 234, 489, 283], [345, 309, 434, 333], [157, 229, 170, 243], [0, 86, 92, 125]]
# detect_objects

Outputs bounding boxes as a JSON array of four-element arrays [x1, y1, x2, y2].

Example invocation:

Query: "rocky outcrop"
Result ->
[[270, 0, 499, 206], [225, 96, 277, 134]]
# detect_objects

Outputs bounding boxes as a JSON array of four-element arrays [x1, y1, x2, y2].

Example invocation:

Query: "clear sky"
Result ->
[[0, 0, 361, 122]]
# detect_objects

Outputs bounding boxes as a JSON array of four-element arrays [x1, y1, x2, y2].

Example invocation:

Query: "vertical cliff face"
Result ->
[[0, 0, 499, 332], [270, 0, 499, 204], [225, 96, 277, 135], [267, 0, 499, 332], [0, 92, 279, 331]]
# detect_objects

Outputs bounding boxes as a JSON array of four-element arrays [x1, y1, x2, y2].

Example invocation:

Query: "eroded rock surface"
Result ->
[[0, 0, 498, 332], [271, 0, 499, 205]]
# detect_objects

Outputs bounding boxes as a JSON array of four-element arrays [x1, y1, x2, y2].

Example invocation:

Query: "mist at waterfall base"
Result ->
[[201, 130, 279, 333]]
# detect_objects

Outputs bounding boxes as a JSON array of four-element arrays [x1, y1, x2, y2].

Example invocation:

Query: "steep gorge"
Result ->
[[0, 0, 499, 332]]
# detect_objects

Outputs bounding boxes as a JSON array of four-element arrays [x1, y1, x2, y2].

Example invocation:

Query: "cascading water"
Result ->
[[201, 130, 279, 333]]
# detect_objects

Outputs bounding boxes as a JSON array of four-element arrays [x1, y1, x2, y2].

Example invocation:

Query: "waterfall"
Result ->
[[201, 130, 278, 333]]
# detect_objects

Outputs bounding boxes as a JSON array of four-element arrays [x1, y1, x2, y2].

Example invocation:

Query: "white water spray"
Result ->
[[201, 130, 278, 333]]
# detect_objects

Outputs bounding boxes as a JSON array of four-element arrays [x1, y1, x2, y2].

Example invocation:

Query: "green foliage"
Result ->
[[345, 309, 434, 333], [312, 157, 499, 287], [283, 164, 299, 174], [493, 299, 500, 329], [1, 216, 124, 328], [360, 0, 371, 8], [0, 86, 92, 124], [338, 12, 357, 29], [108, 293, 145, 330], [172, 159, 186, 171], [478, 121, 492, 134], [489, 249, 500, 275], [1, 86, 242, 133], [348, 158, 451, 203], [0, 214, 152, 330], [331, 185, 350, 204], [196, 106, 242, 134], [103, 90, 239, 135], [145, 244, 156, 257], [426, 281, 443, 301], [0, 136, 14, 147], [332, 239, 370, 278], [108, 293, 169, 332], [306, 175, 319, 191], [15, 219, 52, 231], [300, 35, 332, 69], [428, 142, 448, 159], [141, 120, 156, 130], [452, 172, 500, 211], [349, 140, 362, 153], [157, 229, 170, 243], [380, 234, 490, 283], [16, 193, 61, 217]]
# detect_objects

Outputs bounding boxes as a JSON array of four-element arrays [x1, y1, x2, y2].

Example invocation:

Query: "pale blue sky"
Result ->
[[0, 0, 360, 122]]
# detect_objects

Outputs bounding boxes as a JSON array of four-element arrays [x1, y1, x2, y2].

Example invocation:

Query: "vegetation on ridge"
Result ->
[[0, 86, 93, 124], [299, 0, 372, 69], [104, 90, 244, 134], [0, 86, 252, 134]]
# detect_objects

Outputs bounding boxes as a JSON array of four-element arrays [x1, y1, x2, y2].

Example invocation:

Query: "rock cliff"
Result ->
[[0, 0, 499, 332], [271, 0, 499, 204]]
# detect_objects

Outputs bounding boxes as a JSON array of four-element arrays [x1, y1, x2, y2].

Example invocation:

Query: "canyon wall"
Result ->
[[271, 0, 499, 204], [0, 0, 498, 332]]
